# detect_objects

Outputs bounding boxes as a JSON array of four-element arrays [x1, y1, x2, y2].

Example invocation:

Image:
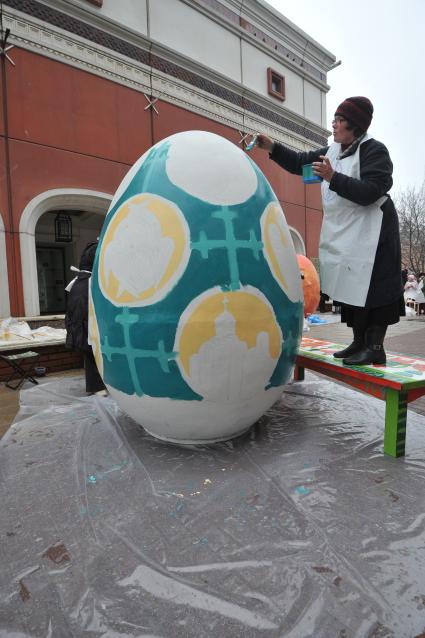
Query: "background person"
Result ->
[[401, 267, 408, 286], [416, 274, 425, 314], [403, 273, 419, 301], [65, 241, 106, 395], [257, 96, 404, 366]]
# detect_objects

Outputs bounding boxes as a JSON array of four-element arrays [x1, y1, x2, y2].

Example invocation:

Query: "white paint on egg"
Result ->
[[105, 200, 173, 297], [107, 384, 284, 444], [165, 130, 258, 205], [188, 308, 274, 402]]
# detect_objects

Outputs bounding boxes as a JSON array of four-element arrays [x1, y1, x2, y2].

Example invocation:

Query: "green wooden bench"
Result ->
[[0, 351, 39, 390], [294, 337, 425, 457]]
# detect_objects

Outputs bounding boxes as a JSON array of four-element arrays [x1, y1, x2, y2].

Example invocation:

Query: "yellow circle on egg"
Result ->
[[99, 193, 190, 306], [176, 287, 281, 377], [88, 291, 103, 376], [261, 202, 302, 303]]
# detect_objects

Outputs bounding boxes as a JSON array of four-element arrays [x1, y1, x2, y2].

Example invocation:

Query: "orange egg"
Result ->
[[296, 254, 320, 316]]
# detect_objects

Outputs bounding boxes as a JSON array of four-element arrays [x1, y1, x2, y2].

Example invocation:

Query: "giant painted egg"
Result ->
[[89, 130, 303, 443]]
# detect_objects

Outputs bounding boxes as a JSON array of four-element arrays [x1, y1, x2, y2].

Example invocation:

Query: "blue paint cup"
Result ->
[[302, 163, 322, 184]]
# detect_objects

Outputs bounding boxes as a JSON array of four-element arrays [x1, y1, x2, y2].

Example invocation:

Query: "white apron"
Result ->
[[319, 135, 387, 307]]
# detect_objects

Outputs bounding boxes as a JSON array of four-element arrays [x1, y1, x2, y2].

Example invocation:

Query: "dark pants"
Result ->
[[341, 296, 404, 329], [84, 349, 105, 393], [319, 292, 329, 313]]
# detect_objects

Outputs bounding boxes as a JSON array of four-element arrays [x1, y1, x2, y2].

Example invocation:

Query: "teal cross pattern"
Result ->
[[100, 307, 177, 396], [191, 207, 263, 291]]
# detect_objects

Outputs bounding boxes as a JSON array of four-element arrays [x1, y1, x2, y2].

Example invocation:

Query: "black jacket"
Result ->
[[65, 272, 91, 352], [270, 138, 403, 308]]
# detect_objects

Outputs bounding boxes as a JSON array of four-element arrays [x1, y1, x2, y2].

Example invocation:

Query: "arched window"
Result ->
[[289, 227, 306, 255]]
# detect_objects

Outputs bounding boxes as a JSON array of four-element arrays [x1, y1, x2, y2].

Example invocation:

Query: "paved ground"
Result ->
[[308, 313, 425, 417], [309, 313, 425, 355], [0, 368, 84, 439], [1, 314, 424, 438]]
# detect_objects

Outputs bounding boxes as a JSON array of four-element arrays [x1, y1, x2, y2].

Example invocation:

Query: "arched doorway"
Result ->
[[36, 210, 106, 314], [0, 213, 11, 319], [289, 227, 306, 255], [20, 190, 112, 317]]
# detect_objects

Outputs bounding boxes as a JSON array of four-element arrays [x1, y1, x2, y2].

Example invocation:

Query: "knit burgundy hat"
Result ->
[[335, 96, 373, 132]]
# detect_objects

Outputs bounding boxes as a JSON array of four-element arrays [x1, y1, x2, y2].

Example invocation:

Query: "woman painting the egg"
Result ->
[[257, 96, 404, 366]]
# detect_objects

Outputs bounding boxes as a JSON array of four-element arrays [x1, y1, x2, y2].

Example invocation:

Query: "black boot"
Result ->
[[333, 326, 364, 359], [343, 325, 387, 366]]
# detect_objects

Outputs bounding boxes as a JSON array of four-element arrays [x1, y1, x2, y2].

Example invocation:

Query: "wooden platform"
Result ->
[[295, 337, 425, 457]]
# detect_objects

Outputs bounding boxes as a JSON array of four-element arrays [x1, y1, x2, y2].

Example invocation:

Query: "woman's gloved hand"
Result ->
[[256, 134, 274, 152]]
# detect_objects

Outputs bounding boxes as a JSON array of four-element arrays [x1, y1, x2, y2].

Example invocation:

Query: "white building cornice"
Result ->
[[180, 0, 335, 80], [239, 0, 335, 67], [34, 0, 334, 87], [3, 3, 329, 150]]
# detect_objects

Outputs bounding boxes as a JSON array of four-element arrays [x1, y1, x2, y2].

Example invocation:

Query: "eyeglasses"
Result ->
[[332, 117, 346, 125]]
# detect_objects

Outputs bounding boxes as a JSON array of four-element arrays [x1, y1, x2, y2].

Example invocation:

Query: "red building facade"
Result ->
[[0, 0, 335, 318]]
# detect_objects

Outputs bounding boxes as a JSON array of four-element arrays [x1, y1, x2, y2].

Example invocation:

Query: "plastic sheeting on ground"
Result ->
[[1, 375, 425, 638]]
